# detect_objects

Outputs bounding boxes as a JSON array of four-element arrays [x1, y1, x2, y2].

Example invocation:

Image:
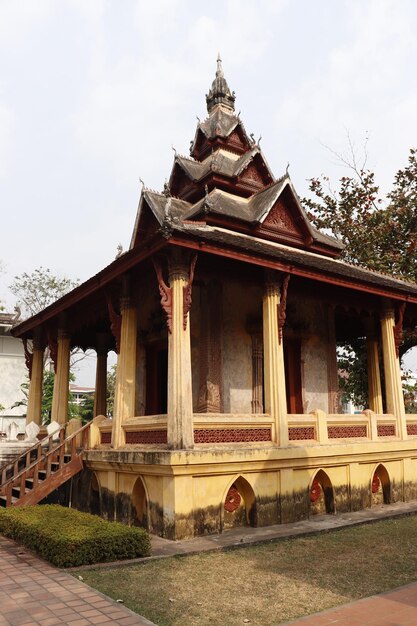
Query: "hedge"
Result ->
[[0, 505, 151, 567]]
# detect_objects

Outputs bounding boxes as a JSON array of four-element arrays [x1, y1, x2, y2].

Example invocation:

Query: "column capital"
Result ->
[[120, 296, 132, 311], [57, 329, 70, 341]]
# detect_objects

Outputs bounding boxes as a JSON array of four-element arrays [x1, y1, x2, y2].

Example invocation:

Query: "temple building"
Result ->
[[7, 58, 417, 538]]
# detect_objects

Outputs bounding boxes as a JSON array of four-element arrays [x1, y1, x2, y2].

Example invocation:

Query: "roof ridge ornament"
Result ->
[[206, 54, 236, 114]]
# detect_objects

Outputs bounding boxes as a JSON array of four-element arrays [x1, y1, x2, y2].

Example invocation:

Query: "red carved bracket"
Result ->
[[183, 253, 198, 330], [47, 332, 58, 373], [22, 339, 33, 380], [278, 273, 290, 344], [394, 302, 406, 358], [106, 295, 122, 354], [152, 257, 173, 333]]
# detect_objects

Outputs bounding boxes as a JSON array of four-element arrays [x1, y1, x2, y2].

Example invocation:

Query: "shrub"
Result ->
[[0, 505, 151, 567]]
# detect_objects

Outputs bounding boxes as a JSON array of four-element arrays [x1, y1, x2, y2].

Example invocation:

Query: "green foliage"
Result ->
[[404, 380, 417, 414], [78, 393, 94, 424], [303, 147, 417, 282], [106, 364, 116, 417], [337, 340, 368, 409], [12, 371, 85, 423], [0, 505, 150, 567], [9, 266, 80, 320], [303, 147, 417, 408]]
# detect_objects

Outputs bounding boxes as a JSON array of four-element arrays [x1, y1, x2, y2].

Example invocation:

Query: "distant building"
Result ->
[[0, 312, 26, 435], [69, 384, 95, 407]]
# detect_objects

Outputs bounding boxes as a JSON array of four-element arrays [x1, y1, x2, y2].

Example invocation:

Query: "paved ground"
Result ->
[[0, 537, 156, 626], [3, 501, 417, 625], [281, 582, 417, 625]]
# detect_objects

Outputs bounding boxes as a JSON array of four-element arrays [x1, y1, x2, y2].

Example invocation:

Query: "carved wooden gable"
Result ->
[[239, 161, 265, 186], [259, 188, 310, 246], [132, 201, 161, 249]]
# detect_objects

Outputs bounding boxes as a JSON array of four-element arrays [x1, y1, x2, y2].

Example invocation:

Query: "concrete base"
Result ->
[[81, 439, 417, 540]]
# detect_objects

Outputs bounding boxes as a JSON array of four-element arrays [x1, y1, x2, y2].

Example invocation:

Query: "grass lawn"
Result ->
[[73, 516, 417, 626]]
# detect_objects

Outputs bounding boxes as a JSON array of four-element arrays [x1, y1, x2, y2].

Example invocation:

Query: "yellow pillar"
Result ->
[[263, 277, 288, 446], [366, 330, 383, 414], [94, 351, 108, 417], [26, 342, 44, 426], [51, 330, 71, 425], [380, 306, 407, 439], [111, 298, 137, 448], [167, 259, 194, 449]]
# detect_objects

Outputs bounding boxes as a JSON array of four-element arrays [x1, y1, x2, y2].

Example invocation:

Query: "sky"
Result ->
[[0, 0, 416, 383]]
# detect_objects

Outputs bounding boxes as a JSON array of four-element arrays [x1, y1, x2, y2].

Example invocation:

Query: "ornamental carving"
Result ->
[[263, 200, 300, 236], [22, 339, 33, 380], [278, 274, 290, 344], [240, 162, 263, 185], [224, 485, 241, 513], [152, 257, 173, 333], [183, 253, 198, 330], [310, 479, 321, 503], [393, 302, 406, 358], [198, 380, 221, 412], [372, 474, 381, 494], [228, 130, 245, 148], [106, 295, 122, 354]]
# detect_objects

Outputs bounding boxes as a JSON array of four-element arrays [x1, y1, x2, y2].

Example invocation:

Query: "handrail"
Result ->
[[0, 421, 91, 506], [0, 426, 66, 486]]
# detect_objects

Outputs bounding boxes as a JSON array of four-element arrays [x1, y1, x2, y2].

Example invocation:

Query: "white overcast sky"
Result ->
[[1, 0, 416, 382]]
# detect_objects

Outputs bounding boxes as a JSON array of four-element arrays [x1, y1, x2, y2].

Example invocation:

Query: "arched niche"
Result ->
[[309, 469, 335, 515], [131, 476, 149, 528], [222, 475, 257, 530], [371, 464, 391, 505]]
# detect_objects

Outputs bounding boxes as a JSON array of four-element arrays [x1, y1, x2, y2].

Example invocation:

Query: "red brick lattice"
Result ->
[[288, 427, 316, 441], [194, 428, 271, 443], [328, 425, 367, 439], [101, 432, 111, 444], [377, 424, 396, 437], [125, 430, 168, 444], [407, 424, 417, 436]]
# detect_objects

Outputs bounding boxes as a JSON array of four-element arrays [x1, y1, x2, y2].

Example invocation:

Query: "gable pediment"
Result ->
[[257, 185, 312, 246]]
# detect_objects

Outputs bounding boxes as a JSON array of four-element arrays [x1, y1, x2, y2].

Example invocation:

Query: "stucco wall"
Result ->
[[287, 299, 332, 413], [0, 335, 27, 420], [222, 280, 262, 413]]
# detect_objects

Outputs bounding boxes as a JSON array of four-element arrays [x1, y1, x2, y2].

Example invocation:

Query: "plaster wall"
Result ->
[[84, 439, 417, 539], [222, 280, 262, 413], [0, 335, 27, 420], [292, 300, 331, 413]]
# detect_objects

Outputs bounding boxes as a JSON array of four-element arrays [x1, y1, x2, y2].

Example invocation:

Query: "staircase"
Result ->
[[0, 421, 91, 507]]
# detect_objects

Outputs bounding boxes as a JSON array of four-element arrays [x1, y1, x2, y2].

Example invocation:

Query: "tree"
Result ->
[[303, 147, 417, 281], [12, 370, 80, 424], [9, 266, 80, 320], [303, 147, 417, 409], [106, 365, 117, 417]]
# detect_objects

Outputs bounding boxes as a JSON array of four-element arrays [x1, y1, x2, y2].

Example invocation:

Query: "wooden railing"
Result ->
[[0, 421, 91, 507]]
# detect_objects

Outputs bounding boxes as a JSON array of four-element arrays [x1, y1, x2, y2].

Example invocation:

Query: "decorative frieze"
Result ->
[[328, 425, 367, 438], [182, 253, 198, 330], [288, 426, 315, 441], [152, 257, 173, 333], [278, 273, 290, 344], [125, 430, 167, 444], [377, 424, 396, 437], [106, 295, 122, 353], [22, 338, 33, 380], [194, 428, 271, 443]]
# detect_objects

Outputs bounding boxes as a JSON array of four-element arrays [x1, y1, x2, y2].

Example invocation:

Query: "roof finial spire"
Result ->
[[216, 52, 223, 77], [206, 54, 236, 113]]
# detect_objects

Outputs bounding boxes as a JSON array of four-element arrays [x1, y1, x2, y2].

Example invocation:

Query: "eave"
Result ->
[[12, 236, 168, 339], [166, 229, 417, 306]]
